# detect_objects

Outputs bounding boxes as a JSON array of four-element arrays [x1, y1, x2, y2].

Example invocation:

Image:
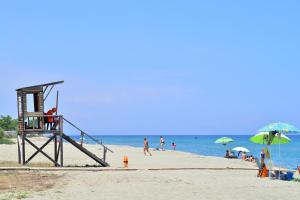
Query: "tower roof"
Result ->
[[16, 81, 64, 91]]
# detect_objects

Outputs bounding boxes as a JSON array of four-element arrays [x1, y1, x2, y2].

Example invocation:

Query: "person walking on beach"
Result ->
[[160, 136, 165, 151], [144, 138, 152, 156]]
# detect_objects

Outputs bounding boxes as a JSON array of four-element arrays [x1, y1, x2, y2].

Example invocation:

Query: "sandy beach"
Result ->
[[0, 137, 300, 200], [3, 1, 300, 199]]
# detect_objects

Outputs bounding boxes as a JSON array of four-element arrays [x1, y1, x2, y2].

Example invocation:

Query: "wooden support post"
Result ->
[[60, 118, 64, 167], [103, 147, 107, 162], [56, 90, 59, 114], [55, 142, 61, 162], [17, 135, 21, 164], [54, 134, 58, 166], [22, 133, 25, 165], [60, 134, 63, 167]]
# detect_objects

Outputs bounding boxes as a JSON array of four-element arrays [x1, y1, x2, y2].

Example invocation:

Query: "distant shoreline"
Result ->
[[66, 134, 300, 136]]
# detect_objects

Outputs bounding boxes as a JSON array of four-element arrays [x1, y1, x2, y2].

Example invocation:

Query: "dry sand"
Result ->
[[0, 137, 299, 200]]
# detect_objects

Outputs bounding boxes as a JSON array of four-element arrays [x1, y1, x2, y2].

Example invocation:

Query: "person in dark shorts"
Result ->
[[160, 136, 165, 151]]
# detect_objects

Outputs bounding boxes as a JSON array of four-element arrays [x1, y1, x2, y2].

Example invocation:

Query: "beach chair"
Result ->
[[286, 172, 294, 181], [271, 169, 286, 180]]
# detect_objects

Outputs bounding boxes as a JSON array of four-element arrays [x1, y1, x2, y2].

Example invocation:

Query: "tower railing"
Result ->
[[62, 117, 113, 162], [22, 114, 63, 133]]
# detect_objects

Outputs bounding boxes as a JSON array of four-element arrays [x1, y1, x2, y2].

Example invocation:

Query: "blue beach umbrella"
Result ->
[[259, 122, 300, 133]]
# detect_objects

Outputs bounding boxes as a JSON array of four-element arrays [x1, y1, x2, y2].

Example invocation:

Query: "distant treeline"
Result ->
[[0, 115, 18, 144]]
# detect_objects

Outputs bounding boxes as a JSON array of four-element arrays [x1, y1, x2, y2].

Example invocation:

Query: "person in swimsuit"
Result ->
[[160, 136, 165, 151], [171, 142, 176, 150], [144, 138, 152, 156], [225, 150, 230, 158], [241, 152, 247, 160], [260, 149, 265, 164]]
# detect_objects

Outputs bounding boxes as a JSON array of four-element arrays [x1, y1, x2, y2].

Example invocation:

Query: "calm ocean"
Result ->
[[71, 135, 300, 169]]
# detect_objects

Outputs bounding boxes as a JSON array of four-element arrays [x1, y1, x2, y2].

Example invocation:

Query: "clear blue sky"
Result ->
[[1, 1, 300, 135]]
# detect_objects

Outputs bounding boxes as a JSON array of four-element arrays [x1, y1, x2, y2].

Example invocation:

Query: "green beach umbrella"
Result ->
[[215, 137, 234, 145], [250, 132, 291, 145]]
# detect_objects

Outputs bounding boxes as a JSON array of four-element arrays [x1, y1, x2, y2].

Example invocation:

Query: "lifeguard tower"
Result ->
[[16, 81, 112, 167]]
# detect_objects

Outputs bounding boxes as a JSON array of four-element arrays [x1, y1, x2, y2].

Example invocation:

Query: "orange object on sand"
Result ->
[[261, 166, 269, 177], [123, 156, 128, 168]]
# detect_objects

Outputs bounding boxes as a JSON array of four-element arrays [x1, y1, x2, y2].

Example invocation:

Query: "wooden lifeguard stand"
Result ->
[[16, 81, 112, 167]]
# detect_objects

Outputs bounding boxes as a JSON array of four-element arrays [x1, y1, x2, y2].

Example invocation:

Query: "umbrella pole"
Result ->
[[269, 145, 272, 178], [267, 132, 272, 178], [278, 133, 281, 180]]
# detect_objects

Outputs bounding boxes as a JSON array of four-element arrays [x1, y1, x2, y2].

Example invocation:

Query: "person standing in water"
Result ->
[[160, 136, 165, 151], [171, 142, 176, 150], [144, 138, 152, 156]]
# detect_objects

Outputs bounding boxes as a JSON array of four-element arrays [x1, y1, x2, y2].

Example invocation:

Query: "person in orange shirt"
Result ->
[[45, 107, 57, 130]]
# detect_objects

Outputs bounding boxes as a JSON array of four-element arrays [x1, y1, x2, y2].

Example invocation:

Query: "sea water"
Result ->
[[71, 135, 300, 169]]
